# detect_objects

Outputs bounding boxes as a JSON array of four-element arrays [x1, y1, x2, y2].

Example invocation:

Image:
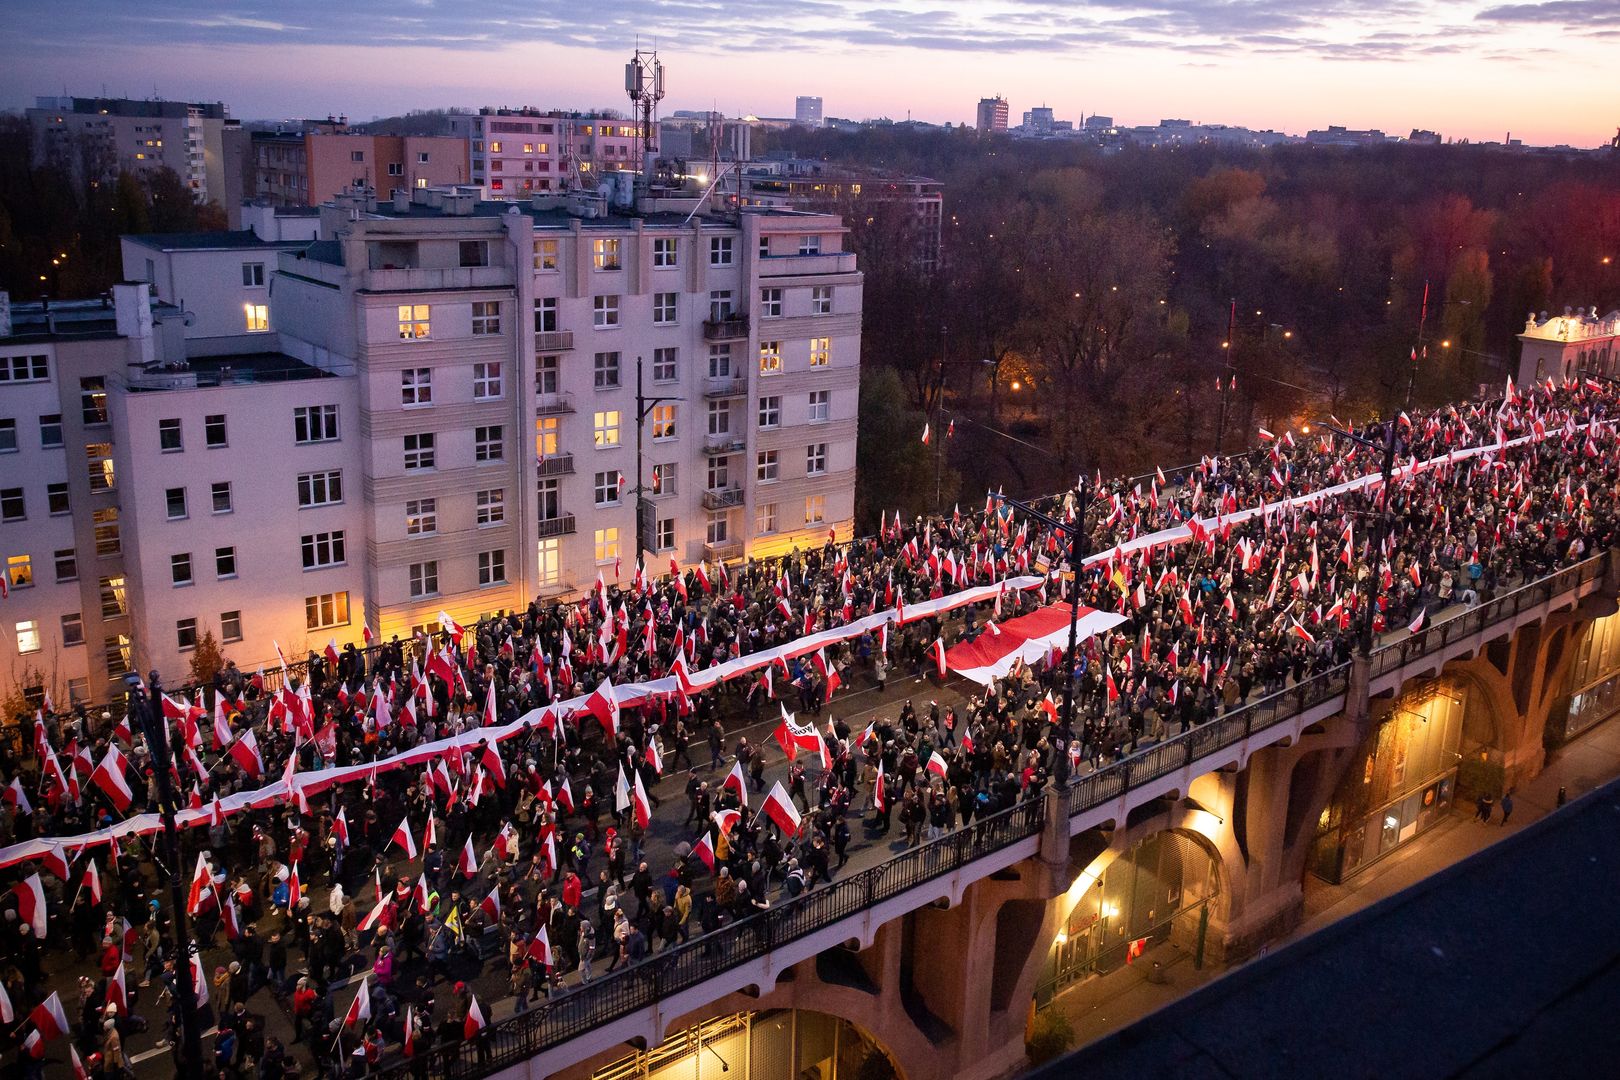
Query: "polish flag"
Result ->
[[458, 837, 480, 878], [212, 697, 233, 749], [693, 831, 715, 873], [482, 681, 498, 727], [324, 638, 341, 666], [12, 872, 47, 936], [82, 858, 102, 905], [1407, 607, 1426, 634], [480, 887, 502, 922], [713, 807, 742, 838], [27, 991, 69, 1042], [344, 977, 371, 1028], [227, 729, 263, 778], [4, 777, 33, 815], [358, 871, 388, 933], [404, 1006, 418, 1057], [40, 843, 70, 882], [333, 807, 350, 845], [631, 770, 652, 830], [438, 610, 467, 638], [528, 926, 552, 968], [920, 421, 930, 445], [90, 746, 134, 812], [931, 637, 948, 677], [873, 761, 888, 812], [1289, 619, 1316, 645], [463, 994, 487, 1039], [286, 862, 301, 913], [391, 814, 418, 860], [71, 1045, 89, 1080], [925, 749, 948, 780], [107, 959, 128, 1014], [186, 853, 213, 915], [492, 822, 520, 862], [723, 760, 749, 807], [586, 677, 621, 740], [191, 951, 209, 1007], [760, 780, 802, 835]]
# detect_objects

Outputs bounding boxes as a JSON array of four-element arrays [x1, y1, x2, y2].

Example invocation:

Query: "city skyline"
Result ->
[[2, 0, 1615, 147]]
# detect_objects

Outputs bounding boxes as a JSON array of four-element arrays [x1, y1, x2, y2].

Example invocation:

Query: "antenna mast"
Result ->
[[625, 46, 665, 179]]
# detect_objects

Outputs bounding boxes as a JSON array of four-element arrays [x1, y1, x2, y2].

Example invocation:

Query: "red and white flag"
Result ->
[[760, 780, 802, 835], [723, 760, 749, 807], [186, 852, 213, 915], [1407, 607, 1426, 634], [586, 677, 621, 740], [391, 814, 418, 860], [358, 870, 388, 933], [90, 745, 134, 812], [713, 807, 742, 837], [4, 777, 33, 815], [527, 926, 552, 969], [0, 975, 11, 1023], [27, 991, 69, 1042], [228, 729, 263, 778], [931, 637, 948, 677], [70, 1045, 89, 1080], [344, 977, 371, 1028], [82, 858, 102, 906], [873, 761, 887, 812], [480, 886, 502, 922], [458, 837, 480, 879], [191, 950, 209, 1007], [463, 994, 487, 1039], [12, 872, 46, 936], [693, 831, 715, 873], [333, 807, 350, 845], [107, 959, 128, 1014], [631, 770, 652, 830]]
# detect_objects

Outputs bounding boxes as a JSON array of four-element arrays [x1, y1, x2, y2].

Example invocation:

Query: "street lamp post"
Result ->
[[126, 672, 205, 1075], [992, 480, 1090, 784]]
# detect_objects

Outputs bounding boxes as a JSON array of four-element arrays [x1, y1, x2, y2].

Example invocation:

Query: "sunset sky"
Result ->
[[4, 0, 1615, 146]]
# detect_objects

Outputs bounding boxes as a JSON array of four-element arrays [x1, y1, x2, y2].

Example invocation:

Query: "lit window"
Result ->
[[80, 377, 108, 425], [536, 416, 560, 458], [305, 591, 350, 630], [244, 304, 270, 332], [594, 527, 620, 564], [593, 410, 621, 449], [15, 620, 41, 654], [759, 340, 783, 375], [6, 554, 33, 590], [652, 404, 677, 440], [593, 238, 622, 271], [100, 575, 127, 618], [104, 634, 132, 677], [398, 304, 431, 340], [93, 508, 120, 556], [533, 238, 559, 271], [810, 337, 830, 366], [805, 495, 826, 524]]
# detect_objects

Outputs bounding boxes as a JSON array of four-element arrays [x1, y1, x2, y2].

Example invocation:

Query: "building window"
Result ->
[[474, 424, 504, 462], [221, 610, 242, 643], [594, 527, 620, 564], [171, 552, 193, 586], [216, 546, 237, 579], [652, 403, 677, 440], [537, 477, 561, 522], [709, 236, 734, 266], [351, 149, 366, 162], [471, 300, 502, 335], [100, 575, 127, 618], [593, 410, 621, 448], [536, 416, 559, 458], [707, 510, 731, 544], [594, 470, 622, 506], [653, 291, 678, 325], [537, 537, 561, 585], [294, 405, 340, 444], [405, 561, 439, 599], [297, 470, 342, 508], [0, 487, 24, 522], [707, 401, 730, 435], [805, 494, 826, 524], [759, 235, 772, 258], [16, 620, 41, 654], [81, 377, 108, 426], [459, 240, 489, 268], [807, 442, 828, 475], [305, 591, 350, 630], [593, 351, 622, 389], [86, 443, 115, 491], [301, 531, 347, 569], [533, 238, 559, 271], [61, 613, 84, 647], [473, 361, 503, 400], [593, 238, 622, 271], [799, 235, 821, 256], [0, 419, 15, 454], [158, 417, 183, 452], [387, 162, 404, 177], [757, 449, 778, 482], [652, 347, 678, 382], [655, 517, 675, 551], [93, 508, 119, 556], [54, 548, 77, 583], [6, 554, 32, 590], [211, 481, 233, 514], [478, 549, 507, 586], [104, 634, 132, 678], [760, 288, 783, 317], [759, 340, 782, 375], [204, 414, 227, 448], [401, 367, 433, 407], [756, 501, 778, 534], [165, 487, 187, 520], [653, 237, 678, 267], [47, 483, 69, 515], [708, 290, 734, 321], [810, 337, 831, 366], [812, 285, 833, 314], [398, 304, 431, 340], [0, 355, 48, 383], [476, 487, 505, 526], [406, 498, 438, 536], [244, 304, 270, 332], [176, 618, 198, 651], [707, 457, 731, 492], [404, 432, 436, 470], [242, 262, 266, 286], [708, 345, 733, 378], [652, 462, 676, 496], [808, 389, 830, 422], [758, 396, 781, 429], [534, 297, 559, 333], [593, 295, 620, 329], [39, 414, 63, 448]]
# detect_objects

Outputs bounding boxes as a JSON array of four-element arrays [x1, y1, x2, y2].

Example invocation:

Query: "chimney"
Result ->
[[111, 282, 156, 368]]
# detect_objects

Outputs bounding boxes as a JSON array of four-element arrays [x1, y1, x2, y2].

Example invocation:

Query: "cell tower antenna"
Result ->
[[625, 45, 665, 176]]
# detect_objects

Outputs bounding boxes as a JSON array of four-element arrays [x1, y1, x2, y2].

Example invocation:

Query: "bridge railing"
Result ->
[[369, 552, 1611, 1080]]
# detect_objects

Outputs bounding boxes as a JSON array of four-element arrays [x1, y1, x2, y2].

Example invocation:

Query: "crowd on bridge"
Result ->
[[4, 375, 1620, 1079]]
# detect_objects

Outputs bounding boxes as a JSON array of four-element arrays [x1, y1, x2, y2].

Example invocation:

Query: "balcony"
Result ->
[[536, 513, 576, 538], [535, 391, 576, 415], [704, 538, 743, 562], [534, 330, 575, 353], [703, 313, 750, 341], [703, 374, 748, 399], [536, 452, 575, 477], [759, 251, 859, 276], [701, 485, 745, 510], [703, 432, 746, 456], [364, 265, 511, 292]]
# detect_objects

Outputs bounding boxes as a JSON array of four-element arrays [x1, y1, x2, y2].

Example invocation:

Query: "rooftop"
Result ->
[[124, 351, 337, 391], [1520, 305, 1620, 343], [124, 230, 311, 253], [2, 295, 182, 343]]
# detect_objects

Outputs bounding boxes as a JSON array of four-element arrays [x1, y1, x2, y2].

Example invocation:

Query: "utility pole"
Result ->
[[1405, 278, 1430, 409], [128, 672, 204, 1076], [1215, 298, 1235, 453], [633, 356, 683, 561]]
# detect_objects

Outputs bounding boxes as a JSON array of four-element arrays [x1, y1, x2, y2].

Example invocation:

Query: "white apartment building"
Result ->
[[447, 109, 645, 200], [0, 185, 862, 707], [121, 231, 313, 352], [27, 96, 236, 204]]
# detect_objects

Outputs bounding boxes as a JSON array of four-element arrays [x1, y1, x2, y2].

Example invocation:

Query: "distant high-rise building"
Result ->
[[1083, 115, 1114, 131], [447, 108, 646, 200], [1022, 106, 1055, 134], [976, 97, 1009, 134], [795, 96, 823, 127], [26, 95, 236, 204]]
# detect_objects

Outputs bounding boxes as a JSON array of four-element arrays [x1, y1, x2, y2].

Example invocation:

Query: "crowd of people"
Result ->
[[4, 376, 1620, 1079]]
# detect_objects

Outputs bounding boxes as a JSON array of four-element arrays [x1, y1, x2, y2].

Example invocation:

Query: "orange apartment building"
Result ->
[[252, 133, 469, 206]]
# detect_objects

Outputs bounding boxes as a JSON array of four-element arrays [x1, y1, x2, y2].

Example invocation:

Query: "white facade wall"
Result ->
[[121, 238, 305, 352]]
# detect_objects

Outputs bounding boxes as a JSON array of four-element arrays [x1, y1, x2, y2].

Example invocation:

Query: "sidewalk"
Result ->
[[1046, 715, 1620, 1051]]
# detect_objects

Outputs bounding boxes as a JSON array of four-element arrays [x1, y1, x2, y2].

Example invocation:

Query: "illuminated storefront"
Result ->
[[1548, 610, 1620, 746], [590, 1011, 899, 1080], [1034, 831, 1220, 1008], [1310, 681, 1467, 883]]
